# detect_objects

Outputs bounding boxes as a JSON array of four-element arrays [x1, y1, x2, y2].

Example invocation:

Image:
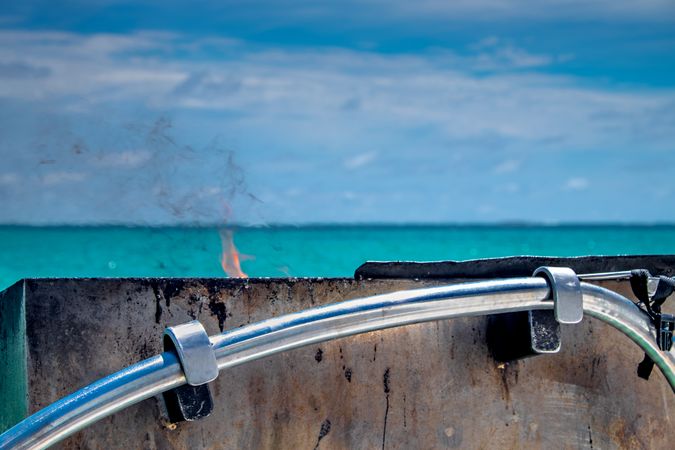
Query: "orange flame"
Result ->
[[219, 229, 248, 278]]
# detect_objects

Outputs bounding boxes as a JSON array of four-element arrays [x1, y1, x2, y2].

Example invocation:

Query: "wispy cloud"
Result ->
[[493, 159, 521, 174], [0, 30, 672, 152], [0, 28, 673, 223], [472, 46, 555, 70], [367, 0, 675, 21], [497, 182, 520, 194], [0, 173, 19, 185], [41, 171, 88, 186], [0, 61, 51, 79], [564, 177, 589, 191], [91, 150, 152, 168], [344, 151, 378, 169]]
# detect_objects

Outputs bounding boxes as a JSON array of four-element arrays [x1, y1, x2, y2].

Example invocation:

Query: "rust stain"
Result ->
[[608, 418, 644, 449]]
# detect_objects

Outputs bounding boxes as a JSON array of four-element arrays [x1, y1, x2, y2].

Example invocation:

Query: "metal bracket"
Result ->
[[162, 320, 218, 423], [164, 321, 218, 386], [525, 267, 583, 354], [577, 270, 661, 299], [528, 310, 561, 354], [488, 267, 583, 360], [533, 266, 583, 325], [657, 314, 675, 352]]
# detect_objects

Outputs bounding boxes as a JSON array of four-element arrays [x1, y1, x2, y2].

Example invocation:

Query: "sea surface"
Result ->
[[1, 224, 675, 291]]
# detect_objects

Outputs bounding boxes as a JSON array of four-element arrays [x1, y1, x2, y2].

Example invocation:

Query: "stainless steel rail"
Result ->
[[1, 277, 673, 450]]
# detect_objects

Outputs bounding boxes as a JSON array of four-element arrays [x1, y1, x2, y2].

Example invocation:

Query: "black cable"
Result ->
[[630, 270, 675, 380]]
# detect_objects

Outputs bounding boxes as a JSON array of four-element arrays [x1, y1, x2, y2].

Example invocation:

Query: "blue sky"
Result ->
[[1, 1, 674, 224]]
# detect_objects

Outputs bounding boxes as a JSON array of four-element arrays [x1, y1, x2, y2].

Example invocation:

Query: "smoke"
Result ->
[[4, 111, 262, 226], [143, 116, 262, 225]]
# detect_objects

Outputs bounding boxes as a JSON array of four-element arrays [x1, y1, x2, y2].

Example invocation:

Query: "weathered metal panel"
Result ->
[[8, 276, 673, 449]]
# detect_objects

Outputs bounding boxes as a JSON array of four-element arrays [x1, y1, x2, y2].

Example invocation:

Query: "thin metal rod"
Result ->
[[577, 270, 665, 296], [1, 278, 673, 450], [577, 270, 634, 280]]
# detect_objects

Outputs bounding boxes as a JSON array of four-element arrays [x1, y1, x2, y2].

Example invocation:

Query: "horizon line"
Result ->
[[2, 221, 675, 228]]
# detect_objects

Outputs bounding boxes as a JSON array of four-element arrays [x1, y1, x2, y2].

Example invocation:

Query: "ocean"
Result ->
[[1, 224, 675, 291]]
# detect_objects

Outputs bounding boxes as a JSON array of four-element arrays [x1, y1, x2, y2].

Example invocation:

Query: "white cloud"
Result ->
[[473, 46, 554, 70], [344, 151, 378, 169], [0, 29, 669, 155], [193, 186, 223, 198], [564, 177, 589, 190], [493, 159, 521, 174], [0, 30, 672, 158], [370, 0, 675, 21], [496, 182, 520, 193], [477, 204, 496, 214], [471, 36, 500, 50], [285, 187, 303, 197], [0, 173, 19, 185], [0, 29, 674, 225], [41, 171, 87, 185], [92, 150, 152, 168]]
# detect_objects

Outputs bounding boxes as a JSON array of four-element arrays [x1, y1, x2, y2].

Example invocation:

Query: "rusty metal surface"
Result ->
[[12, 277, 675, 449]]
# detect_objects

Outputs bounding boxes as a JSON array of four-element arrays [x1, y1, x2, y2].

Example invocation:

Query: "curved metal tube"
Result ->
[[1, 278, 673, 449]]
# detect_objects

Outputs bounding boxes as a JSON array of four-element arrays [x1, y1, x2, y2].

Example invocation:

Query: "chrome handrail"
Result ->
[[1, 277, 673, 449]]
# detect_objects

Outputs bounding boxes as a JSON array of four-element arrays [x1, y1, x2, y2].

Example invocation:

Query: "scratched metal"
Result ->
[[8, 277, 674, 449]]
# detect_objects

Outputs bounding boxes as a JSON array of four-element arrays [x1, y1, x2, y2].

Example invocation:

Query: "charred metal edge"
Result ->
[[354, 255, 675, 280], [355, 256, 675, 363]]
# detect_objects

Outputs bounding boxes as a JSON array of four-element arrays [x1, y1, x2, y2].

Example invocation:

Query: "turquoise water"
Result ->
[[1, 225, 675, 291]]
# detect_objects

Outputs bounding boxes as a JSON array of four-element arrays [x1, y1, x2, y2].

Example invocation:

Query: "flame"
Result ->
[[219, 229, 248, 278]]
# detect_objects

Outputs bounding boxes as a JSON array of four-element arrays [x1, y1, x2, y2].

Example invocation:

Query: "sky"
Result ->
[[0, 1, 674, 225]]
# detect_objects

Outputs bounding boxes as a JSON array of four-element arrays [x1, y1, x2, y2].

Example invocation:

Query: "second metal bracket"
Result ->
[[488, 267, 583, 360], [162, 320, 218, 423], [164, 320, 218, 386]]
